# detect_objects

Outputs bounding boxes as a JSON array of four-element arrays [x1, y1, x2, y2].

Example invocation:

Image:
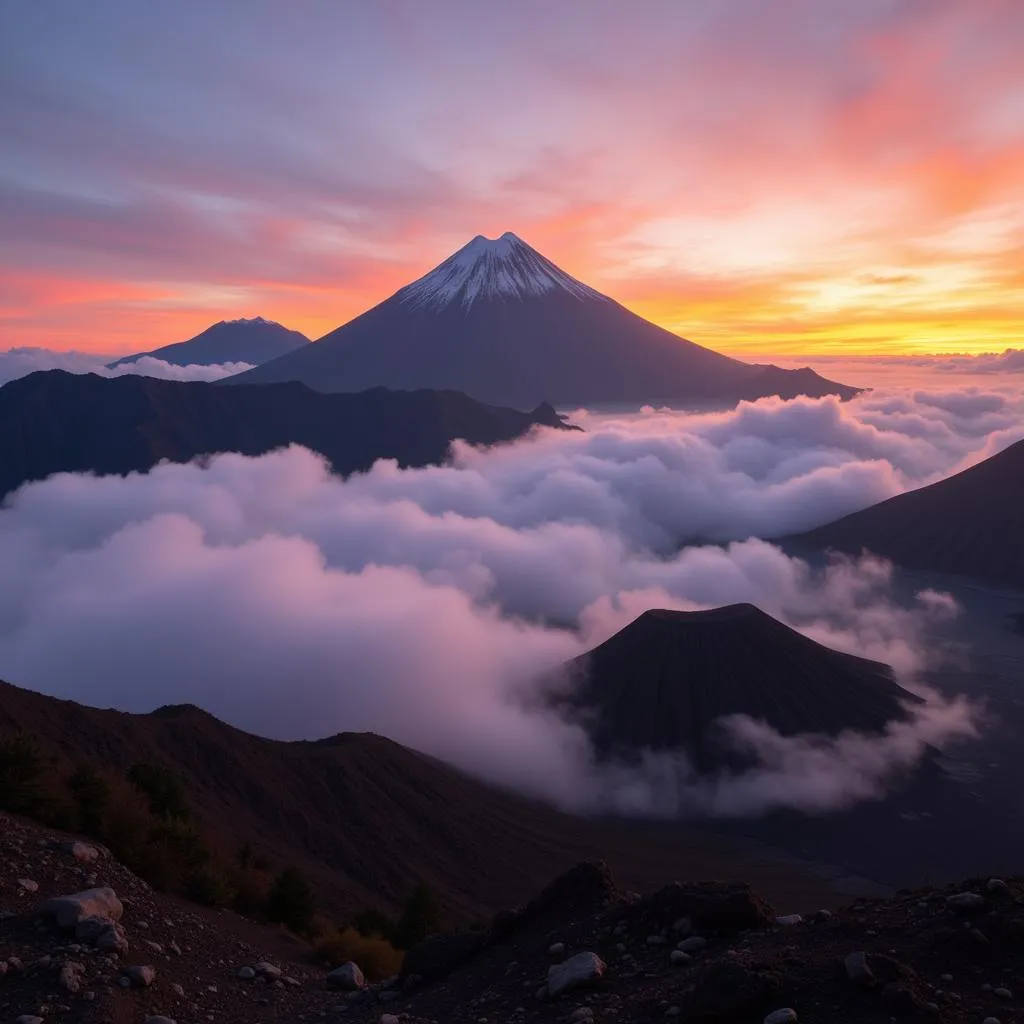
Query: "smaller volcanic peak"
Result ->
[[110, 317, 309, 368], [393, 231, 608, 310], [561, 604, 917, 772]]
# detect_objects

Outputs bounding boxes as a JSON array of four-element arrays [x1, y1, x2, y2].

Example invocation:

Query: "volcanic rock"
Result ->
[[110, 316, 308, 368]]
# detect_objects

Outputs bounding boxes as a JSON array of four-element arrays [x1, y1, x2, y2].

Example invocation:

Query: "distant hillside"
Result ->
[[110, 316, 308, 367], [229, 233, 860, 409], [796, 439, 1024, 591], [0, 370, 574, 499], [0, 680, 848, 924]]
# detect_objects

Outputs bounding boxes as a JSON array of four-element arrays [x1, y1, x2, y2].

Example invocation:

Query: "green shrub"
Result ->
[[185, 865, 234, 907]]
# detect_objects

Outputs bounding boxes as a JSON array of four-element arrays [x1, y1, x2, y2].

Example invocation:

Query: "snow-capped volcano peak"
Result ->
[[222, 316, 281, 327], [394, 232, 609, 310]]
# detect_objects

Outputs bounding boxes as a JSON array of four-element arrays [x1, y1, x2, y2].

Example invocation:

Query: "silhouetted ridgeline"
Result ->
[[0, 370, 575, 499]]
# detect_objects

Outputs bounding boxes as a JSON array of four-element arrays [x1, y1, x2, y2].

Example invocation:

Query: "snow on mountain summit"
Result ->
[[394, 232, 609, 310], [222, 316, 282, 327]]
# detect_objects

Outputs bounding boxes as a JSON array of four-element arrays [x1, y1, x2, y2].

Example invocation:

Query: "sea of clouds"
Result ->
[[0, 346, 252, 385], [2, 384, 1021, 818]]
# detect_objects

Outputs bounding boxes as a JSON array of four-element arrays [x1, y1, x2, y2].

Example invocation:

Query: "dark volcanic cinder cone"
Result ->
[[561, 604, 919, 772]]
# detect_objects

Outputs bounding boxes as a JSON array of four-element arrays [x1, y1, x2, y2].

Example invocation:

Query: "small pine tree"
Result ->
[[0, 733, 45, 814], [67, 763, 111, 835], [395, 882, 442, 949], [266, 866, 317, 934]]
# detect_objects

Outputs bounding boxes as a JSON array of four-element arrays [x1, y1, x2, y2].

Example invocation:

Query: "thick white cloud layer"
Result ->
[[0, 386, 1011, 817], [0, 346, 253, 385]]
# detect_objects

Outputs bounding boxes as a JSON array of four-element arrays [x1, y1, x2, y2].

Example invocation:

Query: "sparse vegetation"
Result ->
[[314, 926, 404, 980], [0, 732, 46, 815], [1, 729, 454, 955], [67, 762, 111, 833], [127, 761, 191, 821], [351, 907, 397, 941]]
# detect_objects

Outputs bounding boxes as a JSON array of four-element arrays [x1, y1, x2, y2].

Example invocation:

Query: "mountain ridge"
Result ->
[[794, 439, 1024, 591], [0, 370, 574, 500]]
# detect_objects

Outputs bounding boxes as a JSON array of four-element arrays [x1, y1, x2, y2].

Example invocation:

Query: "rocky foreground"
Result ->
[[2, 811, 1022, 1024]]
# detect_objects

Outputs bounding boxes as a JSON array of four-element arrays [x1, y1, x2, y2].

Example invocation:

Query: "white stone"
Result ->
[[546, 952, 606, 998], [122, 964, 156, 987], [58, 960, 84, 993], [548, 942, 565, 956], [946, 892, 985, 911], [776, 914, 803, 926], [16, 878, 38, 892], [76, 914, 127, 953], [326, 961, 365, 991], [670, 950, 692, 966], [844, 951, 873, 984], [43, 887, 123, 929], [62, 841, 101, 863], [255, 960, 282, 980], [764, 1010, 798, 1024]]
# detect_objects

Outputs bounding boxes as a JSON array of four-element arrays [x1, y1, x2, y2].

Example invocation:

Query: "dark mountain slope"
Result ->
[[0, 680, 852, 924], [796, 440, 1024, 591], [560, 604, 917, 771], [229, 233, 859, 409], [109, 316, 309, 367], [0, 370, 572, 499]]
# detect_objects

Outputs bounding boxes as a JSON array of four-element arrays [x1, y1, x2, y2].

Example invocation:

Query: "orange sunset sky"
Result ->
[[1, 0, 1021, 359]]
